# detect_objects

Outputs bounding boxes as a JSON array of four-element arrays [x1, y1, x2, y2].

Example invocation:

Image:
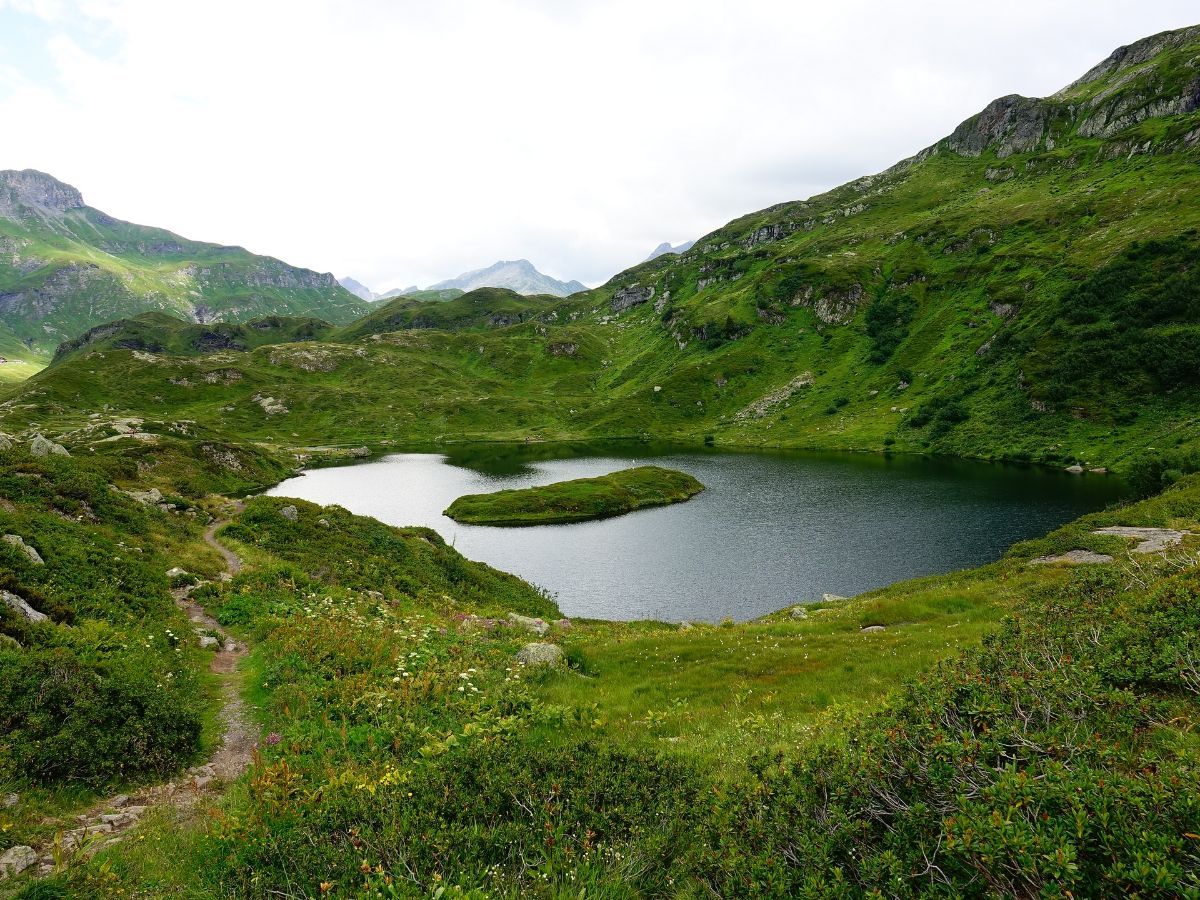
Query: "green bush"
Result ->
[[0, 637, 202, 786]]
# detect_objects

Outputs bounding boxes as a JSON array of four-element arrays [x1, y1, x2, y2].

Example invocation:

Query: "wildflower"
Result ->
[[265, 732, 282, 746]]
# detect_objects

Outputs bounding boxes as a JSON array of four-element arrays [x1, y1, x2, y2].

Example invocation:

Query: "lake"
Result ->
[[267, 443, 1127, 622]]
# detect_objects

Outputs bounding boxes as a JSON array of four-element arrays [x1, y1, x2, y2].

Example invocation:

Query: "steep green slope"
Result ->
[[0, 170, 369, 371], [5, 26, 1200, 474]]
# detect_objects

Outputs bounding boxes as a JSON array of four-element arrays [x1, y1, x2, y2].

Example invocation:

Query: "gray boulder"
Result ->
[[1, 590, 47, 623], [279, 504, 299, 521], [517, 642, 564, 667], [508, 612, 549, 636], [126, 487, 164, 505], [0, 432, 12, 451], [3, 534, 43, 565], [790, 606, 809, 620], [860, 625, 887, 633], [0, 845, 36, 880], [29, 434, 68, 457]]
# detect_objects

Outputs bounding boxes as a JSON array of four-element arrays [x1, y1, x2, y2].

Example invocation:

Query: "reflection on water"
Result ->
[[270, 442, 1127, 622]]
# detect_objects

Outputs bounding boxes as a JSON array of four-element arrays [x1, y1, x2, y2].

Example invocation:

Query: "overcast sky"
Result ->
[[0, 1, 1195, 291]]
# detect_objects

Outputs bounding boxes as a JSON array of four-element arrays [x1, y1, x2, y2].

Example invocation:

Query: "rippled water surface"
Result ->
[[268, 444, 1126, 622]]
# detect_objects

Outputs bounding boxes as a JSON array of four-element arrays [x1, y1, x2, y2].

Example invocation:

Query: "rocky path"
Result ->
[[25, 507, 254, 877]]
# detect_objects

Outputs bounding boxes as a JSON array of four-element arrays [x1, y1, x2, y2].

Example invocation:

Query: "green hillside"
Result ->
[[4, 27, 1200, 473], [0, 169, 368, 377]]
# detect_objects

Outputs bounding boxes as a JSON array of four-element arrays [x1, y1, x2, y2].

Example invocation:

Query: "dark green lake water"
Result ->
[[268, 444, 1127, 622]]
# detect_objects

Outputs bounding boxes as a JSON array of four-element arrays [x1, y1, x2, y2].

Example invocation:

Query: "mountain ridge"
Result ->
[[5, 24, 1200, 474], [427, 258, 587, 297], [0, 169, 368, 377]]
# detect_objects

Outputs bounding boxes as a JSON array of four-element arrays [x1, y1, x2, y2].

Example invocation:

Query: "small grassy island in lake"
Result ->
[[444, 465, 705, 525]]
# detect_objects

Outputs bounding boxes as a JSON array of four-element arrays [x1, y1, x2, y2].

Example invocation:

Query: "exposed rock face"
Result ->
[[736, 371, 814, 420], [0, 433, 12, 451], [1091, 526, 1188, 554], [1029, 550, 1115, 566], [254, 394, 288, 415], [517, 642, 563, 667], [1, 589, 48, 623], [947, 94, 1050, 158], [3, 534, 43, 565], [1076, 77, 1200, 139], [809, 284, 864, 325], [611, 284, 655, 313], [0, 845, 37, 880], [0, 169, 84, 220]]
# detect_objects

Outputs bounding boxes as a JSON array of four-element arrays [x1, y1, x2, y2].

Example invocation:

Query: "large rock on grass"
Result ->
[[0, 845, 36, 879], [29, 434, 68, 457], [517, 642, 563, 667], [1, 590, 47, 623]]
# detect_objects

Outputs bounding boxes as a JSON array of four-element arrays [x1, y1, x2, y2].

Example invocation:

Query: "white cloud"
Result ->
[[0, 0, 1195, 290]]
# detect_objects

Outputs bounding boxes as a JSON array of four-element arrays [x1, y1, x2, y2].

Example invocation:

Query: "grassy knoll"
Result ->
[[444, 465, 704, 526]]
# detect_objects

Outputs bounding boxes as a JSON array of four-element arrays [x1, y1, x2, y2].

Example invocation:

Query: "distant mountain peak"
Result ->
[[0, 169, 85, 218], [427, 260, 586, 297], [645, 239, 695, 262]]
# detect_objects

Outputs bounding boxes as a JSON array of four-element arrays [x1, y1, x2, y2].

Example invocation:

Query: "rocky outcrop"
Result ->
[[3, 534, 43, 566], [0, 169, 85, 220], [1, 589, 48, 623], [1057, 25, 1200, 96], [254, 394, 288, 415], [279, 505, 299, 522], [611, 284, 655, 313], [1030, 549, 1115, 565], [801, 284, 864, 325], [1076, 77, 1200, 139], [947, 94, 1050, 159], [1091, 526, 1189, 554], [736, 371, 814, 420]]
